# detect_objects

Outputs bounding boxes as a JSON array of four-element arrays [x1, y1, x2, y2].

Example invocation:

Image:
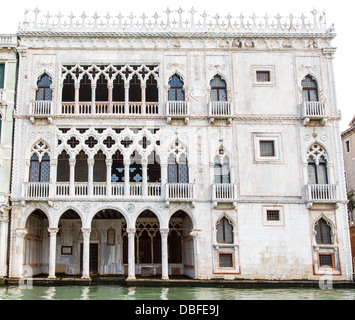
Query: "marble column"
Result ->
[[190, 230, 200, 279], [81, 228, 91, 279], [74, 83, 79, 114], [142, 159, 148, 197], [106, 159, 112, 196], [124, 160, 130, 196], [88, 158, 94, 196], [160, 228, 169, 280], [127, 229, 136, 280], [47, 228, 59, 279], [91, 84, 96, 114], [0, 211, 9, 277], [69, 159, 76, 196], [12, 229, 28, 278]]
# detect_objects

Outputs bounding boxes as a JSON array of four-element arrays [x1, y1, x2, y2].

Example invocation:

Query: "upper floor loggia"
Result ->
[[29, 64, 235, 124]]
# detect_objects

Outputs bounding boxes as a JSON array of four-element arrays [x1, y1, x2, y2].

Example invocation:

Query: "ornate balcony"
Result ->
[[305, 184, 339, 208], [61, 102, 160, 115], [29, 100, 53, 123], [165, 183, 196, 207], [212, 183, 237, 208], [208, 101, 233, 124], [166, 101, 189, 124], [22, 182, 162, 201], [301, 101, 327, 125]]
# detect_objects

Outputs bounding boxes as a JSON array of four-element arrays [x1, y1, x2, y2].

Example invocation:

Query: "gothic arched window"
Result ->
[[168, 74, 184, 101], [36, 74, 52, 101], [167, 140, 189, 183], [307, 144, 328, 184], [315, 218, 332, 244], [210, 75, 227, 101], [302, 75, 318, 102], [29, 141, 51, 182], [216, 217, 233, 244]]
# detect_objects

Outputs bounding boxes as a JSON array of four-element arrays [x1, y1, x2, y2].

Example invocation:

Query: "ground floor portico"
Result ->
[[8, 201, 197, 280]]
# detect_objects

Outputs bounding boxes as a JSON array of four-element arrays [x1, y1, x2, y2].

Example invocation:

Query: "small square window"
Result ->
[[253, 133, 283, 163], [266, 210, 280, 221], [218, 253, 234, 268], [263, 206, 284, 226], [256, 71, 270, 82], [252, 66, 275, 87], [259, 140, 275, 157]]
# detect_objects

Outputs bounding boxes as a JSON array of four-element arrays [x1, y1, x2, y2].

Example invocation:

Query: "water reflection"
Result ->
[[0, 285, 354, 300]]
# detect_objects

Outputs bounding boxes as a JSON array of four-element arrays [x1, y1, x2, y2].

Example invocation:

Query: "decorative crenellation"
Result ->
[[18, 7, 334, 35]]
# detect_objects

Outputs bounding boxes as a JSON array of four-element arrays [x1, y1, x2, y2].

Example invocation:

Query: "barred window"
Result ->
[[259, 140, 275, 157], [318, 253, 334, 268], [266, 210, 280, 221], [218, 253, 233, 268]]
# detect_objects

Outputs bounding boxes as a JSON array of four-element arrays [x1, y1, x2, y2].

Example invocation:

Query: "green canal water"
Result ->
[[0, 285, 355, 300]]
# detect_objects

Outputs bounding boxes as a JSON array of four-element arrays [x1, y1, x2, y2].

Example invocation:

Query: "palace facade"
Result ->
[[6, 8, 352, 280]]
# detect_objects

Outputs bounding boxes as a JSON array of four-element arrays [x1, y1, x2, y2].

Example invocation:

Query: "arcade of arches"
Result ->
[[22, 208, 194, 279]]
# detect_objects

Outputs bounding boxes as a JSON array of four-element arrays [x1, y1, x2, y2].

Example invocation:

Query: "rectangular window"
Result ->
[[345, 140, 351, 153], [266, 210, 280, 221], [318, 253, 335, 269], [256, 71, 270, 82], [259, 140, 275, 157], [0, 64, 4, 89], [218, 253, 234, 268]]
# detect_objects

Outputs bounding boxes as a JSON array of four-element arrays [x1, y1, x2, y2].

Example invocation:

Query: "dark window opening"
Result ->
[[75, 151, 88, 182], [146, 74, 158, 102], [94, 150, 106, 183], [256, 71, 270, 82], [129, 74, 141, 102], [79, 74, 92, 102], [218, 253, 233, 268], [266, 210, 280, 221], [113, 75, 125, 102], [57, 151, 70, 182], [308, 156, 328, 184], [95, 74, 108, 101], [111, 150, 124, 183]]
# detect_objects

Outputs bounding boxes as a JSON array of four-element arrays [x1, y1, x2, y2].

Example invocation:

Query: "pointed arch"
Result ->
[[36, 73, 52, 101], [301, 74, 319, 102], [216, 215, 234, 244], [313, 216, 333, 244], [168, 73, 185, 101], [209, 74, 227, 101]]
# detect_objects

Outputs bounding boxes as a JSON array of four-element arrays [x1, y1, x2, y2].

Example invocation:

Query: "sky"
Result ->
[[0, 0, 353, 131]]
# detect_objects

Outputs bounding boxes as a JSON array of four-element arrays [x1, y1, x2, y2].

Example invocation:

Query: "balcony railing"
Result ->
[[301, 101, 327, 125], [23, 182, 51, 198], [306, 184, 339, 207], [29, 100, 53, 123], [166, 101, 189, 123], [23, 182, 162, 200], [212, 183, 237, 207], [208, 101, 233, 123], [61, 102, 160, 115], [165, 183, 195, 206]]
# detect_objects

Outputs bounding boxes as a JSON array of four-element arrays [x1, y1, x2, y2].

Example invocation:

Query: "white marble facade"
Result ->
[[7, 8, 353, 280]]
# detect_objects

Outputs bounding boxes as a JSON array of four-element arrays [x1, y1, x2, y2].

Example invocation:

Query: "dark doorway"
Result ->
[[80, 243, 99, 274]]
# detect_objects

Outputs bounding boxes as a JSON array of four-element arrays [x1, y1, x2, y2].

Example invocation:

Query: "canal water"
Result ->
[[0, 284, 355, 300]]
